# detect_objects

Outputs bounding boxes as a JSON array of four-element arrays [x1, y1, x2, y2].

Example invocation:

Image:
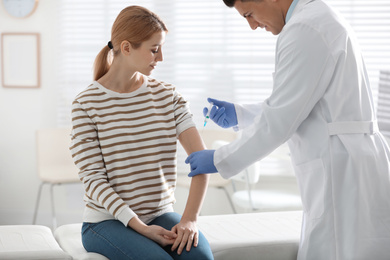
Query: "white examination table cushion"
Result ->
[[0, 225, 71, 260], [54, 224, 108, 260], [54, 211, 302, 260], [197, 211, 302, 260]]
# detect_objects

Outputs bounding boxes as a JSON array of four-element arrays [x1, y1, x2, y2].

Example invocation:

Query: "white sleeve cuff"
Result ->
[[117, 206, 137, 226]]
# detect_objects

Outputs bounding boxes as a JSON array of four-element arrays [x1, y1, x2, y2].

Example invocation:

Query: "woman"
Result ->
[[70, 6, 213, 260]]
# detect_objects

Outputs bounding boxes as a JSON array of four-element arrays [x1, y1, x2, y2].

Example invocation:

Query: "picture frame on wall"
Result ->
[[1, 32, 40, 88]]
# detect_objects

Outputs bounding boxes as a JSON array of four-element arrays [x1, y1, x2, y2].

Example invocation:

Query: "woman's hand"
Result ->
[[171, 220, 199, 255], [128, 217, 177, 247], [143, 225, 177, 247]]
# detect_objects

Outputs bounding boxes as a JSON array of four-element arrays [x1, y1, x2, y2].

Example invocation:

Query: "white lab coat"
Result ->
[[214, 0, 390, 259]]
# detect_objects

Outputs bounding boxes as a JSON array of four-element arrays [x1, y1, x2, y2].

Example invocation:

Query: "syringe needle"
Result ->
[[203, 102, 214, 127]]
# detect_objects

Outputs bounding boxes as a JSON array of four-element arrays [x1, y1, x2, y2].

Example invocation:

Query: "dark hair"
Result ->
[[223, 0, 260, 8], [93, 6, 168, 81], [223, 0, 236, 7]]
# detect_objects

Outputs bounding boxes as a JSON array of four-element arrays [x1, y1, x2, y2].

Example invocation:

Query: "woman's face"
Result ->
[[129, 31, 166, 76]]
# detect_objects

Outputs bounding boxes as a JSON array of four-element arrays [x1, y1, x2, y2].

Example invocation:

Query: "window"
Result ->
[[58, 0, 390, 173], [57, 0, 277, 127]]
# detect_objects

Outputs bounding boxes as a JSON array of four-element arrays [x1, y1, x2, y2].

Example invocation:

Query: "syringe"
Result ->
[[203, 102, 214, 127]]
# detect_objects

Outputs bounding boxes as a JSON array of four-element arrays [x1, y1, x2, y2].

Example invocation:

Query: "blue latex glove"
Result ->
[[185, 150, 217, 177], [203, 98, 238, 128]]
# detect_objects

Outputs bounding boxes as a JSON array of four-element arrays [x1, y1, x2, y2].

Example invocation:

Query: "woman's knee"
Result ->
[[173, 246, 214, 260], [82, 221, 174, 260], [172, 232, 214, 260]]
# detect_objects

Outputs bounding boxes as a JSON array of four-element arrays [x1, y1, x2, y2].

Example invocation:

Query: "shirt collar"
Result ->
[[285, 0, 300, 23]]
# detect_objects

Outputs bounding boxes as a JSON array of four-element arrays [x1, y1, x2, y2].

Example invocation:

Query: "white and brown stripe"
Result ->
[[70, 76, 195, 224]]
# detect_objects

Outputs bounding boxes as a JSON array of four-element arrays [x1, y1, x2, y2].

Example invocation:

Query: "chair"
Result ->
[[176, 128, 238, 213], [377, 70, 390, 141], [212, 140, 302, 213], [33, 128, 80, 229]]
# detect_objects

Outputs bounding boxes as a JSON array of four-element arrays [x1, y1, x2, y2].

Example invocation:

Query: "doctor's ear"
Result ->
[[120, 41, 132, 56]]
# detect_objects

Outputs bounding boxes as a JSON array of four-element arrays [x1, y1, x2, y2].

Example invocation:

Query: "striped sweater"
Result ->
[[70, 75, 196, 225]]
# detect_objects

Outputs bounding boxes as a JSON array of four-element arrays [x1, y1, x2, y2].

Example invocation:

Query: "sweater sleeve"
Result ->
[[172, 88, 196, 136], [69, 100, 136, 226]]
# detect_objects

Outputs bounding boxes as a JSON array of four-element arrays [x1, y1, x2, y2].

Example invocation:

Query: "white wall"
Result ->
[[0, 1, 300, 229], [0, 1, 234, 228], [0, 0, 86, 227]]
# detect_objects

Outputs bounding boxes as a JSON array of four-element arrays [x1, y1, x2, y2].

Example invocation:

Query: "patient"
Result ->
[[69, 5, 213, 260]]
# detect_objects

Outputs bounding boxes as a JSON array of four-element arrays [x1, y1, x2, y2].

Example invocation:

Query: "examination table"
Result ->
[[0, 211, 302, 260]]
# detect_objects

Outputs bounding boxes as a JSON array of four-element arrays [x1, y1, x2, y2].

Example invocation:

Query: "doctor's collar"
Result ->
[[286, 0, 299, 23]]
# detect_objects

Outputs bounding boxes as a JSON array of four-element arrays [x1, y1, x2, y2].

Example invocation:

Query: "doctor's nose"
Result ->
[[246, 18, 259, 30]]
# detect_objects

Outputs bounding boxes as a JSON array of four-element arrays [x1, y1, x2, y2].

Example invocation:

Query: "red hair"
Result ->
[[93, 6, 168, 81]]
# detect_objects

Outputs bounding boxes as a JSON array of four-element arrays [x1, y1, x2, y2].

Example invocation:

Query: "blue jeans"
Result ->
[[82, 212, 214, 260]]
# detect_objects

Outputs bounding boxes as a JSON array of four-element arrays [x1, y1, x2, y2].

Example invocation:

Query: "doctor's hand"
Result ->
[[185, 150, 217, 177], [204, 97, 237, 128]]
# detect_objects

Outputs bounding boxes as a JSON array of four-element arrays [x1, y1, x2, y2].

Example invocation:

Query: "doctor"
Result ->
[[186, 0, 390, 259]]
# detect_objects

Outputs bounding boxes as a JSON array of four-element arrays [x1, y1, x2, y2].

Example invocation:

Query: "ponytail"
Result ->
[[93, 6, 168, 81], [93, 45, 112, 81]]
